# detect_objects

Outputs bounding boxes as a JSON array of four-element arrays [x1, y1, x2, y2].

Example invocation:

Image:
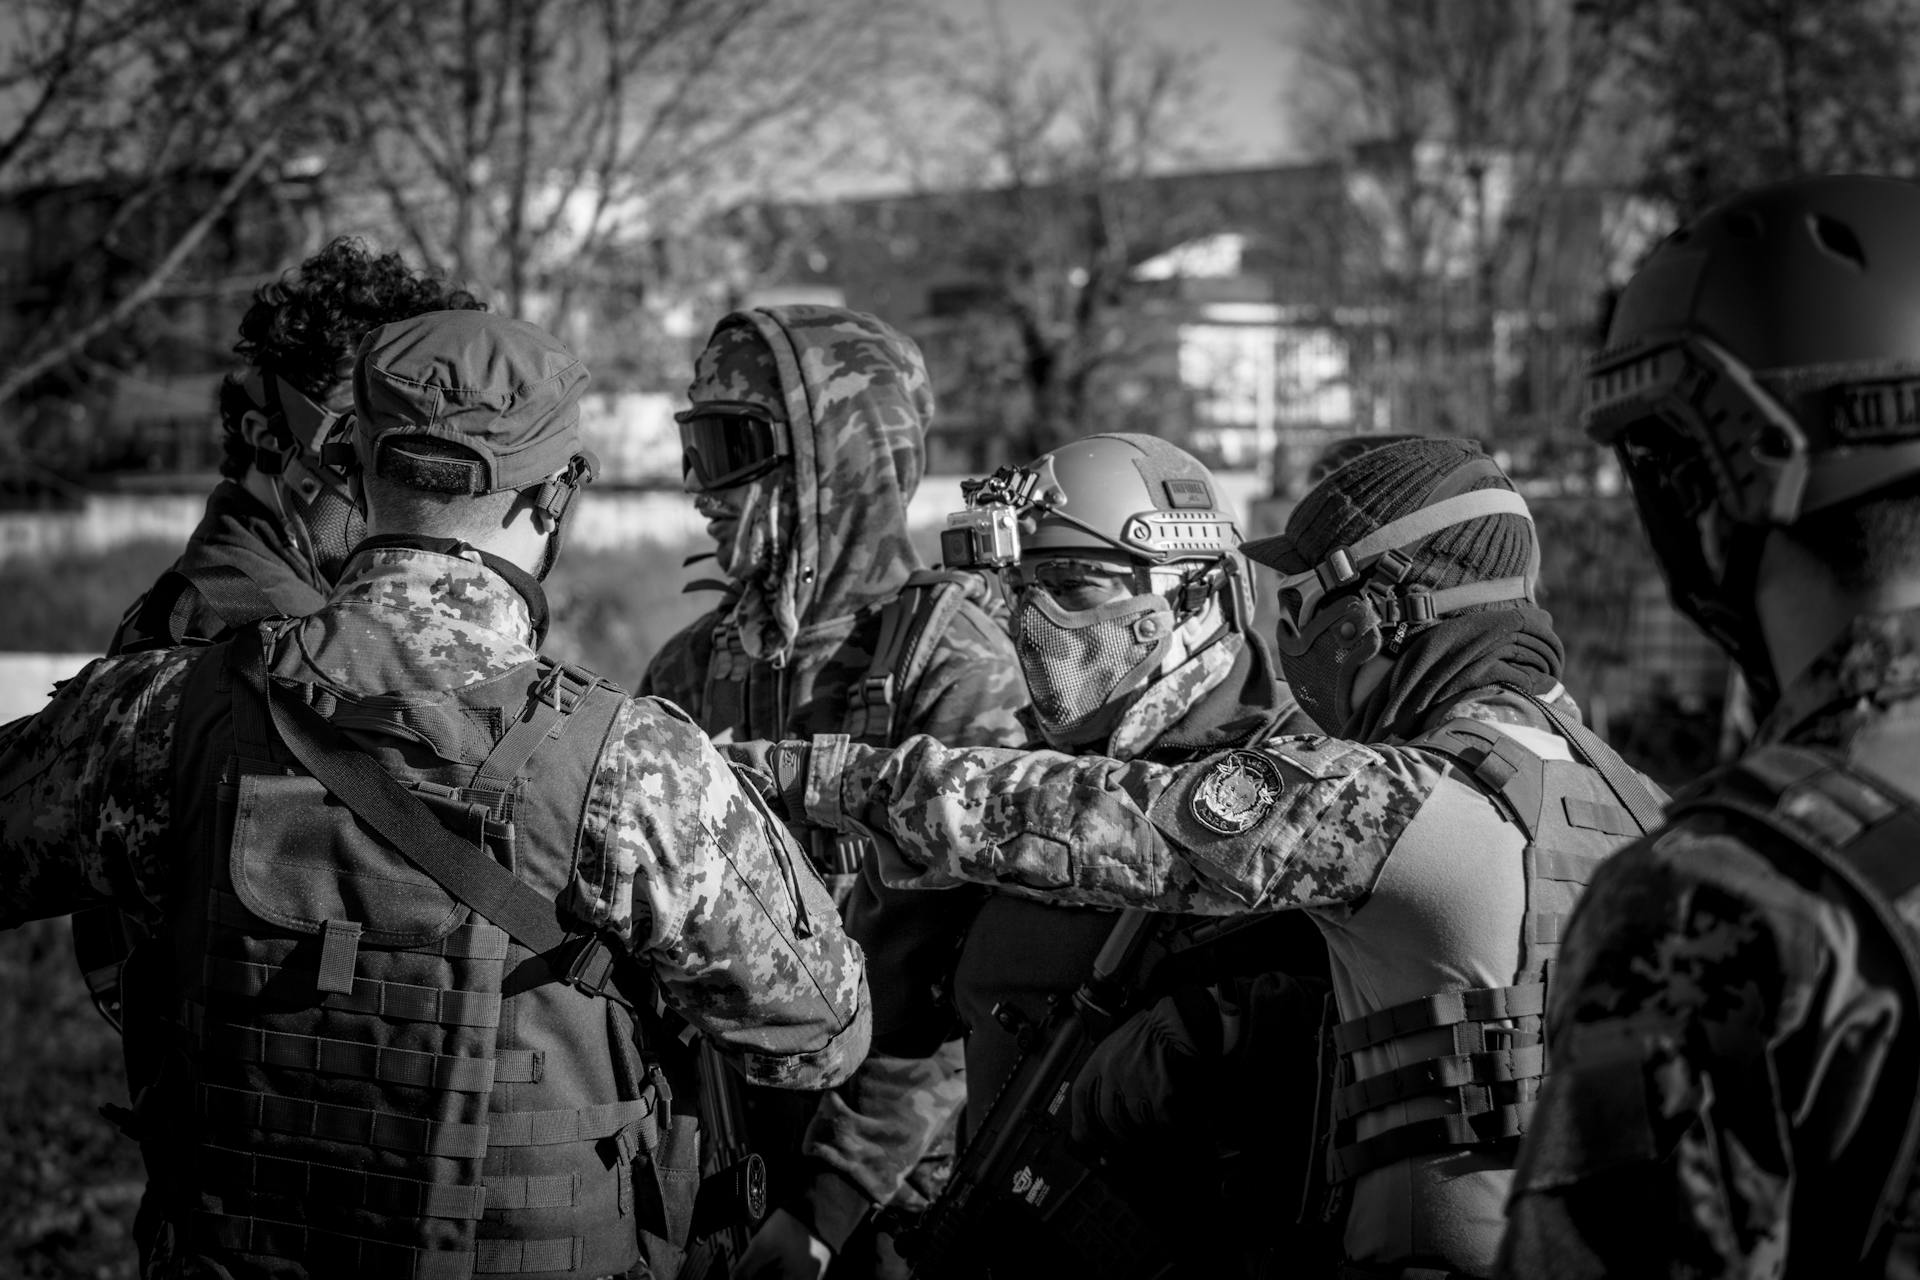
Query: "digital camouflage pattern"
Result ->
[[640, 305, 1028, 1234], [0, 545, 870, 1089], [110, 479, 327, 653], [1498, 606, 1920, 1280]]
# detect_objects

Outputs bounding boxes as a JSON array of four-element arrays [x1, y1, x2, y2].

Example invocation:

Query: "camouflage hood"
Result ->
[[690, 305, 932, 661]]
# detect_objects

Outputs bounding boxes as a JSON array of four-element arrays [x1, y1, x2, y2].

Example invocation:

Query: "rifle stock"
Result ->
[[678, 1040, 769, 1280]]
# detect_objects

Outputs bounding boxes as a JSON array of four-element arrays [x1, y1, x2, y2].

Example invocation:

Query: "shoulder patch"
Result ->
[[1190, 749, 1283, 835]]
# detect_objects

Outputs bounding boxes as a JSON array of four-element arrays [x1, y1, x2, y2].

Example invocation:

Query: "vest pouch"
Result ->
[[228, 771, 476, 946]]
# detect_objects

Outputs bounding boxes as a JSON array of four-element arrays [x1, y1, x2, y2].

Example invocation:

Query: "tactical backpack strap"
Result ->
[[845, 569, 972, 747], [128, 563, 286, 648], [1670, 743, 1920, 1256], [231, 628, 623, 1003], [468, 659, 605, 795], [1511, 687, 1665, 835]]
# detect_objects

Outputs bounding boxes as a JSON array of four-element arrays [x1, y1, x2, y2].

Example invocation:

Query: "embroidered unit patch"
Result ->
[[1190, 749, 1282, 835]]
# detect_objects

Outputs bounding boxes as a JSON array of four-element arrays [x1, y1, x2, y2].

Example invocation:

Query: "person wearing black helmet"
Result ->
[[1499, 175, 1920, 1278], [737, 435, 1667, 1278]]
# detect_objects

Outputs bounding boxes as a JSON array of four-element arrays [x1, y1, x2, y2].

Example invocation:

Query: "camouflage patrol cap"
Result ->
[[352, 309, 590, 494]]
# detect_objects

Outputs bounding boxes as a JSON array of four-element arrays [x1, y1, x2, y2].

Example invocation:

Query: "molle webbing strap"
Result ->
[[1514, 688, 1665, 835], [199, 1083, 491, 1159], [484, 1173, 579, 1211], [1332, 1044, 1546, 1122], [468, 661, 601, 794], [194, 1210, 480, 1280], [475, 1236, 583, 1274], [1331, 983, 1545, 1056], [232, 628, 575, 960], [140, 562, 285, 645], [201, 1023, 503, 1094], [482, 1096, 652, 1147], [200, 1144, 489, 1222], [207, 891, 512, 961], [1412, 721, 1547, 838], [203, 956, 504, 1028], [186, 1002, 544, 1084], [1326, 1103, 1533, 1185]]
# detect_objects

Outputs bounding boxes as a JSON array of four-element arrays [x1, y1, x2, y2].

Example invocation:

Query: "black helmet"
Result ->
[[1585, 174, 1920, 701]]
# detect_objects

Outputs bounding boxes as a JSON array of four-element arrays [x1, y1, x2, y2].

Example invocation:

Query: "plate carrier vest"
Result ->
[[1324, 702, 1662, 1185], [140, 621, 680, 1278]]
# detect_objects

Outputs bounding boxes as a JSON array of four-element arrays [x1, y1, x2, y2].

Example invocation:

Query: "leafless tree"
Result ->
[[1283, 0, 1627, 453], [872, 0, 1230, 457]]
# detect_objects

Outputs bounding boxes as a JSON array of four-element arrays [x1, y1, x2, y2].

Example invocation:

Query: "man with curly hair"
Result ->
[[110, 236, 486, 653], [78, 241, 486, 1267]]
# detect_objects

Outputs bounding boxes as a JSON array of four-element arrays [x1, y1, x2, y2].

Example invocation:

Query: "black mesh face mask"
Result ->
[[1015, 588, 1174, 746]]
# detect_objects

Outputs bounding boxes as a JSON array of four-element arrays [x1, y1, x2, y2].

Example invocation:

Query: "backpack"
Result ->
[[1665, 742, 1920, 1272]]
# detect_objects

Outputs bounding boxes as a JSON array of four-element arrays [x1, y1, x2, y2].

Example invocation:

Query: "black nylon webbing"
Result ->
[[200, 1144, 487, 1221], [1327, 1101, 1533, 1183], [199, 1083, 490, 1159], [1332, 1044, 1546, 1122], [202, 1022, 500, 1093], [178, 563, 286, 630], [484, 1096, 652, 1147], [203, 956, 503, 1028], [194, 1209, 477, 1280], [474, 1235, 582, 1273], [1331, 983, 1545, 1055], [231, 629, 573, 959], [1516, 687, 1665, 834], [484, 1172, 578, 1211]]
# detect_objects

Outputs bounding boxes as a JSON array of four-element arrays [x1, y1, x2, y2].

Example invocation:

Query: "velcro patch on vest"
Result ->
[[1190, 750, 1283, 835]]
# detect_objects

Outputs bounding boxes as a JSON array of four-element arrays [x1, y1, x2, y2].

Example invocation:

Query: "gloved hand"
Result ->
[[735, 1206, 833, 1280], [719, 739, 811, 820], [1068, 985, 1227, 1148]]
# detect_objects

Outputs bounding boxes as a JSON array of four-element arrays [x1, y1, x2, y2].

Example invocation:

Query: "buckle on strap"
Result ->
[[561, 935, 629, 1007], [1332, 983, 1546, 1056]]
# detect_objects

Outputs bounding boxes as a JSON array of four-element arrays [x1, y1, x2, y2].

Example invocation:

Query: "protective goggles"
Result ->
[[242, 370, 348, 456], [1271, 487, 1538, 656], [676, 400, 791, 493]]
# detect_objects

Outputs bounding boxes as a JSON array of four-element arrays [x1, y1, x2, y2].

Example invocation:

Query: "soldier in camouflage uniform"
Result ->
[[1498, 177, 1920, 1278], [112, 237, 486, 653], [0, 310, 869, 1279], [638, 305, 1027, 1277], [744, 437, 1666, 1278]]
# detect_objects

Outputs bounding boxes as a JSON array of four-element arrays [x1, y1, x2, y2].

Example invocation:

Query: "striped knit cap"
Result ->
[[1254, 437, 1534, 597]]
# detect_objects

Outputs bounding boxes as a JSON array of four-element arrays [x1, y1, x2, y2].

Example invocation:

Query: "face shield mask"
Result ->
[[1008, 558, 1177, 746], [245, 371, 366, 584], [1270, 487, 1537, 733]]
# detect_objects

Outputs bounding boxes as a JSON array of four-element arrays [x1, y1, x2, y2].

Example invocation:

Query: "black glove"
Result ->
[[1068, 985, 1226, 1148], [719, 739, 811, 819]]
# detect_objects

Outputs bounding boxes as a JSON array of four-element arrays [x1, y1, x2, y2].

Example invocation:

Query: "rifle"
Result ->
[[903, 909, 1203, 1280], [677, 1038, 770, 1280]]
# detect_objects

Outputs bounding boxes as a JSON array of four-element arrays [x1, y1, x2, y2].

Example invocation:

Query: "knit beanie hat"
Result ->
[[1244, 437, 1534, 598]]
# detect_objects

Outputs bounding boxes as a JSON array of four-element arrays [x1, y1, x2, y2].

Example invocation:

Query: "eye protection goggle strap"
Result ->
[[1281, 488, 1536, 624]]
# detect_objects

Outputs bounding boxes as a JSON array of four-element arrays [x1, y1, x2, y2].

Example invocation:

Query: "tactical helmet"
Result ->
[[1585, 175, 1920, 699]]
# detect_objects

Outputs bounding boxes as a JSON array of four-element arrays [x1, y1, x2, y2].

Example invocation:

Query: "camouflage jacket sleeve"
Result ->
[[1497, 815, 1898, 1279], [0, 649, 192, 926], [569, 695, 871, 1090], [803, 732, 1438, 913]]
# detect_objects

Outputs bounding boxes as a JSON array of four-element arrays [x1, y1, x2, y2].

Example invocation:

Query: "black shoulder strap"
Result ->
[[1513, 687, 1665, 835], [1411, 717, 1547, 837], [232, 627, 579, 964], [847, 570, 971, 746]]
